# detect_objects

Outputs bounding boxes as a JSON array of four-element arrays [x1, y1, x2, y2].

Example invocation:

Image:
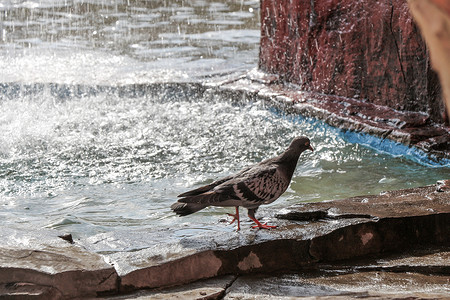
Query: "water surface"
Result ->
[[1, 0, 260, 83], [0, 1, 448, 241], [0, 87, 447, 239]]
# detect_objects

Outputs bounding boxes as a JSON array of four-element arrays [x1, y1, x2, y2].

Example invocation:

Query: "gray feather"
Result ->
[[171, 136, 313, 216]]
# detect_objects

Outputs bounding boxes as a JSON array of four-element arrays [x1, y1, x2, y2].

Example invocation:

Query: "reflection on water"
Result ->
[[0, 86, 448, 238]]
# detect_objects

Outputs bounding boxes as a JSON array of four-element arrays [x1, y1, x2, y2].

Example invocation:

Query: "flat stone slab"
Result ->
[[86, 182, 449, 293], [111, 247, 449, 299], [277, 181, 450, 220], [0, 228, 118, 299], [2, 182, 448, 298], [94, 215, 379, 292], [225, 271, 450, 299], [104, 275, 235, 300], [209, 70, 450, 161], [224, 247, 450, 299]]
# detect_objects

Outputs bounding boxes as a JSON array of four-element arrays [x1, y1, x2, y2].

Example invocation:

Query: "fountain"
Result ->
[[0, 0, 449, 298]]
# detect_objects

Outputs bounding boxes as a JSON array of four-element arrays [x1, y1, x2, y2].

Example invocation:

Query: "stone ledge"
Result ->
[[104, 247, 450, 299], [276, 184, 450, 220], [224, 270, 450, 300], [1, 182, 448, 299], [108, 181, 449, 294], [0, 229, 119, 299], [207, 72, 450, 162], [2, 80, 448, 161]]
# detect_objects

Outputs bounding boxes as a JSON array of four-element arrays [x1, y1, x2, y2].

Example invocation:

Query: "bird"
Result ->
[[171, 136, 313, 230]]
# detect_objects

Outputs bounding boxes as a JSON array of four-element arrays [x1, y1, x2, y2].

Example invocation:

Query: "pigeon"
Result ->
[[171, 136, 313, 230]]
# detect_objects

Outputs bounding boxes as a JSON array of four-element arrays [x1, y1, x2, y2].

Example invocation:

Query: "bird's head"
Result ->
[[290, 136, 314, 152], [278, 136, 314, 167]]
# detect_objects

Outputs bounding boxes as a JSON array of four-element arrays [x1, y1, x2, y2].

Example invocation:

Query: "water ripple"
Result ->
[[0, 86, 448, 238]]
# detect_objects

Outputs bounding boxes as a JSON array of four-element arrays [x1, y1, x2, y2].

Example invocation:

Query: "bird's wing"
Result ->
[[177, 175, 235, 197], [213, 165, 283, 207], [177, 164, 254, 197], [177, 164, 281, 206]]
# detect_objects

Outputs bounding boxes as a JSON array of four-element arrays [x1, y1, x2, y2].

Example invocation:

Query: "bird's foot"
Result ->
[[227, 214, 240, 231], [227, 214, 241, 231], [249, 216, 276, 229], [227, 207, 241, 231], [227, 213, 239, 224], [251, 222, 277, 230]]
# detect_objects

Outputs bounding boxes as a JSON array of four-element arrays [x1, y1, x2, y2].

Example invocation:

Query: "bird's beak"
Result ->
[[308, 145, 314, 151]]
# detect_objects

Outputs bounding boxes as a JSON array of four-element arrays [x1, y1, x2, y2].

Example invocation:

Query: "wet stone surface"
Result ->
[[258, 0, 446, 125], [103, 275, 235, 300], [223, 270, 450, 299], [0, 228, 119, 299], [211, 71, 450, 161], [3, 183, 447, 298], [103, 247, 449, 299], [276, 183, 450, 220]]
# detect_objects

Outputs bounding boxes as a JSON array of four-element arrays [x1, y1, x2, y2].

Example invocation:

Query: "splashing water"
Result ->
[[0, 86, 448, 238], [0, 0, 261, 84], [0, 1, 448, 241]]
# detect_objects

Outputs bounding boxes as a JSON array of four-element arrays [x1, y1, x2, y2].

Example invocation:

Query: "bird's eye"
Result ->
[[305, 141, 309, 146]]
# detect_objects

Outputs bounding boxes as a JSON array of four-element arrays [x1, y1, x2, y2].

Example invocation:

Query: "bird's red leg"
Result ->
[[227, 206, 240, 231], [247, 208, 276, 229], [248, 215, 277, 229]]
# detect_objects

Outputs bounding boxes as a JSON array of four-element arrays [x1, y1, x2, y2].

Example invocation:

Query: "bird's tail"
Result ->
[[171, 202, 207, 216], [171, 191, 226, 216]]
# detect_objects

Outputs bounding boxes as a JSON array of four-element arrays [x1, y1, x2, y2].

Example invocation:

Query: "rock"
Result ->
[[85, 216, 368, 292], [278, 184, 450, 261], [224, 247, 450, 299], [114, 246, 448, 299], [76, 183, 449, 294], [0, 183, 448, 298], [213, 79, 450, 160], [58, 233, 74, 244], [332, 247, 450, 275], [304, 271, 450, 299], [0, 282, 62, 300], [224, 271, 450, 299], [259, 0, 445, 124], [0, 228, 119, 299], [103, 275, 235, 300], [276, 185, 450, 220], [254, 0, 450, 159], [224, 274, 346, 299]]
